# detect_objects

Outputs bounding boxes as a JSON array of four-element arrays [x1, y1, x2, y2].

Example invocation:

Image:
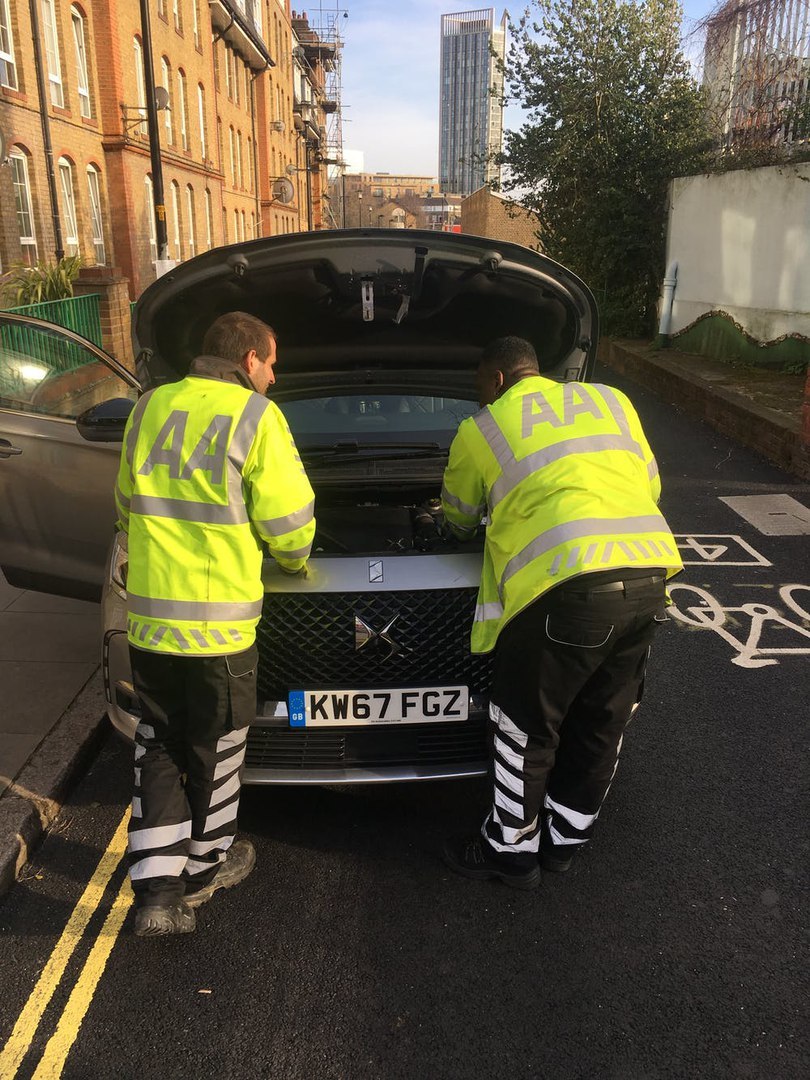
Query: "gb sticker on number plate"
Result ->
[[288, 686, 468, 727]]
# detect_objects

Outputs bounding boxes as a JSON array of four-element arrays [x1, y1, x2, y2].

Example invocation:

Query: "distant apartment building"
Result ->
[[703, 0, 810, 151], [0, 0, 335, 297], [439, 8, 506, 198]]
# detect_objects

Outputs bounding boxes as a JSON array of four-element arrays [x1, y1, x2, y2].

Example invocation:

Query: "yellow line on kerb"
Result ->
[[0, 808, 131, 1079], [32, 874, 133, 1078]]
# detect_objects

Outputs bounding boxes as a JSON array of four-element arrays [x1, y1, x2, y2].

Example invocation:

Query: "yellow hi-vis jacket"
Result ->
[[441, 375, 682, 654], [115, 361, 315, 656]]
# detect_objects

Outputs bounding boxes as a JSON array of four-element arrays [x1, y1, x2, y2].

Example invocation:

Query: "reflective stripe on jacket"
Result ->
[[441, 375, 682, 654], [115, 372, 315, 655]]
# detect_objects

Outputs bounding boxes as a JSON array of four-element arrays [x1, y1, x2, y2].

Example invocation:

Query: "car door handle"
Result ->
[[0, 439, 23, 457]]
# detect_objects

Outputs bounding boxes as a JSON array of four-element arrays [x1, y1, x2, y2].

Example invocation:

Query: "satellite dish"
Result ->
[[271, 177, 295, 204], [154, 86, 170, 111]]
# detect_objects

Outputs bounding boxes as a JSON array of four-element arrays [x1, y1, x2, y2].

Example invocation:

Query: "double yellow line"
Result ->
[[0, 809, 132, 1079]]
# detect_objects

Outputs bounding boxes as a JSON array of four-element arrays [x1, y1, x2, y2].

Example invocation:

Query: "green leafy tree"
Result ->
[[499, 0, 711, 335]]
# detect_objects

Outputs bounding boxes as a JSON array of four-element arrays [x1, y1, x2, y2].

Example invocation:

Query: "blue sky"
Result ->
[[336, 0, 720, 176]]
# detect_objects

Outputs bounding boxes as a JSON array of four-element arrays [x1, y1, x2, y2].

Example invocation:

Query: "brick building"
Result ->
[[0, 0, 333, 299], [461, 187, 541, 249]]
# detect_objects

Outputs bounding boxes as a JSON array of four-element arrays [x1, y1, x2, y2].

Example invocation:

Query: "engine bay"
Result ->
[[311, 498, 481, 556]]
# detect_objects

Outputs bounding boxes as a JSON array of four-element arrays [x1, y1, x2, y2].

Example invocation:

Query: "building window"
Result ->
[[170, 180, 181, 260], [233, 51, 239, 106], [10, 150, 38, 265], [236, 130, 243, 188], [204, 188, 213, 249], [224, 44, 232, 99], [0, 0, 18, 90], [216, 116, 223, 169], [71, 6, 92, 118], [229, 126, 235, 185], [86, 165, 105, 264], [134, 38, 147, 135], [249, 211, 255, 239], [161, 58, 173, 144], [157, 0, 167, 18], [197, 84, 206, 160], [233, 208, 239, 241], [173, 0, 182, 34], [177, 70, 188, 150], [41, 0, 64, 107], [186, 185, 196, 257], [241, 210, 246, 241], [222, 206, 227, 242], [144, 174, 157, 262], [191, 0, 199, 48], [58, 158, 79, 256]]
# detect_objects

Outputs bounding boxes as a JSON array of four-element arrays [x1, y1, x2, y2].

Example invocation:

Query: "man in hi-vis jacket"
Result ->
[[441, 337, 681, 889], [116, 311, 315, 935]]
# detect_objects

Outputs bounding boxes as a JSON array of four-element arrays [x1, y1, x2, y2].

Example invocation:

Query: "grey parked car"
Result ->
[[0, 230, 598, 784]]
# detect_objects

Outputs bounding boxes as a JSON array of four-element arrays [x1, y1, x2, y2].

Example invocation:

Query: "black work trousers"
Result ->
[[482, 575, 667, 859], [128, 643, 257, 907]]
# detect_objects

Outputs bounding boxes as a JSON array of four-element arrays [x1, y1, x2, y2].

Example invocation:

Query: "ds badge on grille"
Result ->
[[368, 559, 384, 583], [354, 614, 405, 659]]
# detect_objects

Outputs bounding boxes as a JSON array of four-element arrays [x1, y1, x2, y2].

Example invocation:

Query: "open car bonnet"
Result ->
[[132, 229, 599, 394]]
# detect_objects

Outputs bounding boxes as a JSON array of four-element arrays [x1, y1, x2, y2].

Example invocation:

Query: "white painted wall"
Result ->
[[664, 163, 810, 341]]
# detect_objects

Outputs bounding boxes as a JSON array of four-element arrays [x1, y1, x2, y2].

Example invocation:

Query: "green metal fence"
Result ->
[[0, 294, 103, 373]]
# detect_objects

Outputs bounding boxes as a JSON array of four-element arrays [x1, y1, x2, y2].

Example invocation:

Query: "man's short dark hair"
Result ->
[[480, 336, 540, 378], [202, 312, 276, 364]]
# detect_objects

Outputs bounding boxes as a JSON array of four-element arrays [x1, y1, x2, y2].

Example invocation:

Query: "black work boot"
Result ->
[[184, 839, 257, 909], [539, 847, 574, 873], [134, 900, 196, 937], [443, 835, 541, 890]]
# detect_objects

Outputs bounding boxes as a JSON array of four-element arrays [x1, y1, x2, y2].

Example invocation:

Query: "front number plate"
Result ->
[[288, 687, 468, 727]]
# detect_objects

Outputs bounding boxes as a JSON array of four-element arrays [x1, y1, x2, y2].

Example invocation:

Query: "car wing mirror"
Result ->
[[76, 397, 136, 442]]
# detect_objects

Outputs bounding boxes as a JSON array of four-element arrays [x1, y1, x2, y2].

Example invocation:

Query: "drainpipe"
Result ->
[[29, 0, 64, 261], [140, 0, 170, 270], [657, 261, 678, 348]]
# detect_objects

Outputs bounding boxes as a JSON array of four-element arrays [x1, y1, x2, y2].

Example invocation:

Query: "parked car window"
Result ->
[[0, 323, 137, 419], [279, 393, 478, 438]]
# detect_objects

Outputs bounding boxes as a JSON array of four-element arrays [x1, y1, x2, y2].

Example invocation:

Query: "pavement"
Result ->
[[0, 338, 807, 901]]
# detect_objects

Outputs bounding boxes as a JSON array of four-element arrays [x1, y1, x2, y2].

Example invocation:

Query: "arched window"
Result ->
[[86, 164, 105, 264], [58, 157, 79, 256], [177, 70, 189, 151], [197, 84, 206, 160], [0, 0, 19, 90], [161, 57, 173, 144], [70, 6, 92, 118], [228, 126, 235, 186], [170, 180, 182, 260], [10, 148, 37, 264], [204, 188, 213, 250], [42, 0, 63, 107], [186, 185, 196, 258], [133, 38, 147, 135], [216, 116, 223, 169], [236, 130, 242, 188], [144, 174, 157, 262]]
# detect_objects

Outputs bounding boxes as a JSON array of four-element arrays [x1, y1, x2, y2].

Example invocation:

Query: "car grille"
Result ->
[[256, 588, 493, 701], [245, 721, 488, 771]]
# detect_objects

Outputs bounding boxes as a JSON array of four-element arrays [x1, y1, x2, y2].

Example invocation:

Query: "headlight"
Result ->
[[109, 530, 128, 600]]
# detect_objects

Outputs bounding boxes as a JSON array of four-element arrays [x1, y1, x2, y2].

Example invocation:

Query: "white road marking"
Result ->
[[674, 534, 771, 566], [720, 495, 810, 535]]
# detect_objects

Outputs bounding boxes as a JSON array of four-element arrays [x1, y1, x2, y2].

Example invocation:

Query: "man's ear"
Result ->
[[494, 369, 505, 396]]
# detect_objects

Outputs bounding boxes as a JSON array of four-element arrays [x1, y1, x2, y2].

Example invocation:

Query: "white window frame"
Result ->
[[10, 150, 38, 264], [229, 126, 235, 186], [186, 185, 196, 258], [161, 58, 173, 144], [71, 6, 91, 118], [42, 0, 64, 108], [177, 70, 188, 150], [191, 0, 199, 48], [197, 84, 206, 160], [233, 208, 239, 241], [204, 188, 213, 249], [86, 164, 105, 264], [144, 174, 157, 263], [58, 158, 79, 256], [134, 38, 148, 135], [1, 0, 19, 90], [224, 43, 232, 98], [236, 130, 242, 188], [170, 180, 181, 261], [173, 0, 182, 34]]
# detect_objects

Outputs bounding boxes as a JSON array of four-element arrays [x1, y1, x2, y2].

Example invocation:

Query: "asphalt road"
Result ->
[[1, 372, 808, 1080]]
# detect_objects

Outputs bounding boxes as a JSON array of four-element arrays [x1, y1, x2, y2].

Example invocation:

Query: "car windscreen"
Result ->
[[277, 393, 479, 447]]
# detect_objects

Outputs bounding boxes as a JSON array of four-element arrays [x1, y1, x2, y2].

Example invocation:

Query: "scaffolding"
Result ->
[[309, 3, 348, 227]]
